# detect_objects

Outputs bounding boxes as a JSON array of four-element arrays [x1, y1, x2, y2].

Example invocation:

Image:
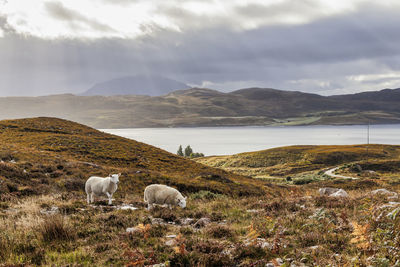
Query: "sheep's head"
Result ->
[[177, 195, 187, 208], [110, 173, 120, 184]]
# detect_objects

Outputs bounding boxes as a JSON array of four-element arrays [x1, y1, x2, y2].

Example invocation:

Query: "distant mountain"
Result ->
[[81, 74, 189, 96], [329, 88, 400, 102], [0, 87, 399, 128]]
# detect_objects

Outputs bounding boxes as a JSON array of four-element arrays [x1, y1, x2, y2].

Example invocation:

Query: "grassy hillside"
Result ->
[[0, 117, 272, 197], [196, 144, 400, 178], [0, 87, 399, 128], [1, 118, 400, 265]]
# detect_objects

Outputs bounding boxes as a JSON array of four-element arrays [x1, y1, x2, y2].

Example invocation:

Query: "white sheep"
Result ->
[[85, 173, 120, 205], [144, 184, 186, 210]]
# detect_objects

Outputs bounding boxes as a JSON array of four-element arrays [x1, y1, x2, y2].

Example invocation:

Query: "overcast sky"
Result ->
[[1, 0, 400, 96]]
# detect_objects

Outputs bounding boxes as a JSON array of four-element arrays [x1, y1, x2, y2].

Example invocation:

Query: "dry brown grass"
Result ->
[[0, 117, 399, 265], [0, 117, 278, 197], [39, 215, 75, 243]]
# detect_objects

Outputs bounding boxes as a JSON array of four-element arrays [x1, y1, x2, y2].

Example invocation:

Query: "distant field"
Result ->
[[195, 144, 400, 181]]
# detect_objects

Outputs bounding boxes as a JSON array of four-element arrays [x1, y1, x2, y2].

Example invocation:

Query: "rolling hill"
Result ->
[[0, 87, 399, 128], [0, 117, 272, 197], [195, 144, 400, 178], [81, 74, 189, 96]]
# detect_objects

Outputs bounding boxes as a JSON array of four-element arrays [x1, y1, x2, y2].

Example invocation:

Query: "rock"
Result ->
[[260, 241, 272, 249], [180, 218, 194, 225], [246, 209, 262, 213], [151, 218, 165, 225], [40, 206, 59, 215], [126, 227, 141, 233], [319, 187, 348, 198], [194, 217, 211, 228], [244, 238, 272, 249], [219, 219, 228, 225], [371, 189, 398, 197], [165, 234, 177, 238], [148, 264, 167, 267], [118, 204, 138, 211], [319, 187, 340, 196], [266, 259, 284, 266], [330, 189, 349, 198]]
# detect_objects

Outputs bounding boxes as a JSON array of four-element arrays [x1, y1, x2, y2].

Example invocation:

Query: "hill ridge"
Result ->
[[0, 87, 399, 128]]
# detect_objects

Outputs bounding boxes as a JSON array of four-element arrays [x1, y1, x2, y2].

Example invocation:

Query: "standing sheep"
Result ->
[[144, 184, 186, 210], [85, 173, 120, 205]]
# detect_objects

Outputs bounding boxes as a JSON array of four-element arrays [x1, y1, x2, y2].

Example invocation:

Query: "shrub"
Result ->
[[314, 196, 355, 209], [0, 202, 9, 210], [39, 215, 75, 242], [233, 244, 267, 260], [0, 151, 14, 161], [150, 206, 177, 222], [297, 231, 322, 247], [63, 178, 85, 191], [192, 240, 225, 254], [191, 190, 224, 200], [206, 225, 235, 239], [293, 178, 314, 185], [198, 253, 233, 267], [180, 227, 194, 236]]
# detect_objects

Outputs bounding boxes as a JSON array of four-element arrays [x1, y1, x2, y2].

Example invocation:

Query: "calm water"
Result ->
[[102, 125, 400, 156]]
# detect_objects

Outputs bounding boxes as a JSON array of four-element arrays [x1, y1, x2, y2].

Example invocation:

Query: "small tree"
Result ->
[[184, 145, 193, 157], [177, 145, 184, 156]]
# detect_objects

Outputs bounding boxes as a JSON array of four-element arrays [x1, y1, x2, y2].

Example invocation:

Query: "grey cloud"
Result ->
[[1, 3, 400, 96], [0, 14, 13, 34], [45, 1, 115, 33], [234, 0, 322, 20]]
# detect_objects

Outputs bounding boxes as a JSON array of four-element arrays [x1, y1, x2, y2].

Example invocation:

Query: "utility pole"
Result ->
[[366, 120, 370, 161]]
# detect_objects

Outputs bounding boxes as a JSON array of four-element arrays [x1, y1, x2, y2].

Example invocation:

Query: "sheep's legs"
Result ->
[[90, 193, 94, 203], [147, 203, 153, 210], [106, 192, 112, 205], [86, 193, 90, 204]]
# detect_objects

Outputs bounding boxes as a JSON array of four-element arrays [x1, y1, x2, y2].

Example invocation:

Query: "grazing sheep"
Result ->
[[144, 184, 186, 210], [85, 173, 120, 205]]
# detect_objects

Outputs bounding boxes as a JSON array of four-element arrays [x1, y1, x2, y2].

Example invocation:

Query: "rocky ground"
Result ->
[[1, 181, 400, 266]]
